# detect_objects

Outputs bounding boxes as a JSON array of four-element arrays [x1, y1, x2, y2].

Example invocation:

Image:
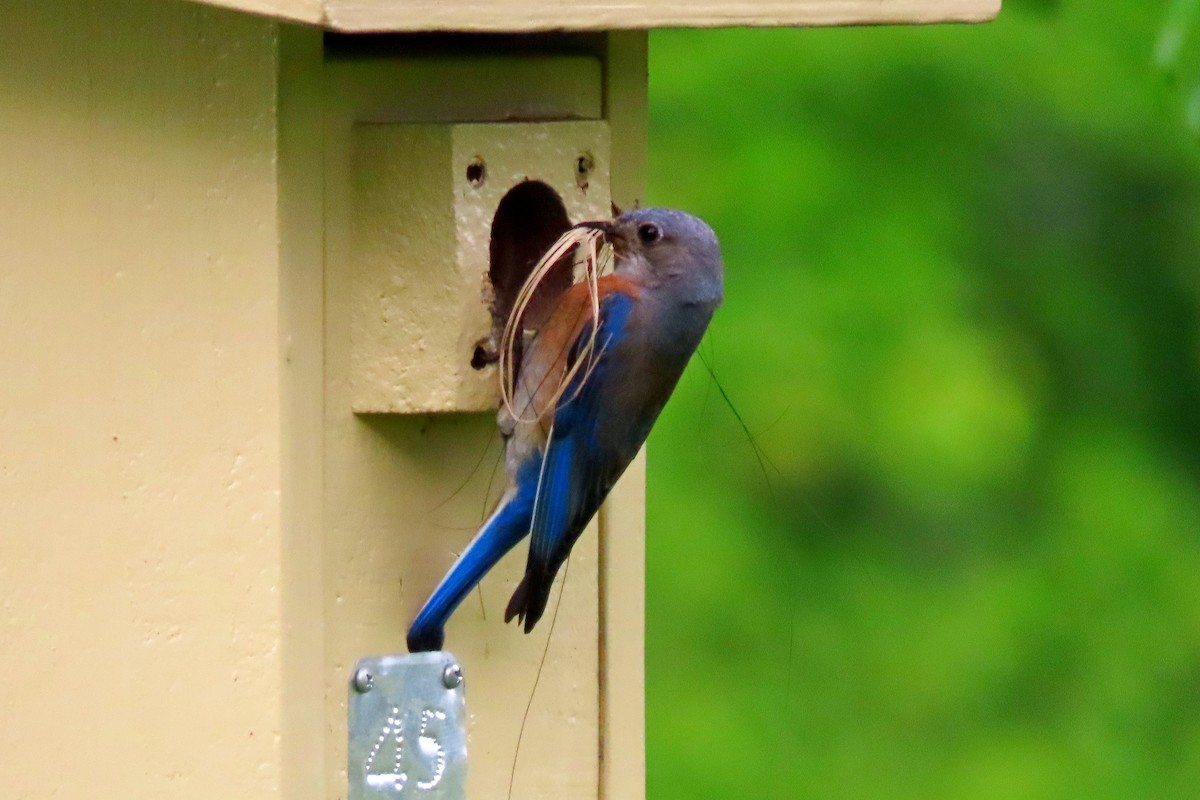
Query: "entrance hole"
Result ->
[[474, 180, 573, 371]]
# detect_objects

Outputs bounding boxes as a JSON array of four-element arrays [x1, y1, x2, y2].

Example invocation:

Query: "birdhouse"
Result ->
[[0, 1, 998, 798]]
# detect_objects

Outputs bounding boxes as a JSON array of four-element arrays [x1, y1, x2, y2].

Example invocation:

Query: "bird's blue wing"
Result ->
[[506, 291, 638, 629]]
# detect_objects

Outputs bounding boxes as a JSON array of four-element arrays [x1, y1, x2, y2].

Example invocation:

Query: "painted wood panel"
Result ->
[[0, 4, 651, 797], [0, 1, 285, 797], [188, 0, 999, 31], [318, 48, 612, 800]]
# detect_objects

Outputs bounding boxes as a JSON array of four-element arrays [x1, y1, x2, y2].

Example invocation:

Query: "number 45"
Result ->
[[362, 706, 448, 794]]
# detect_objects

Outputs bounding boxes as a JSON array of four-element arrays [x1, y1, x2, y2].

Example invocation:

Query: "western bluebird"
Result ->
[[407, 208, 724, 652]]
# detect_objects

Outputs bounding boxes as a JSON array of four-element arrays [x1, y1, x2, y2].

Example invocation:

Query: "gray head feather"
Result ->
[[605, 207, 725, 307]]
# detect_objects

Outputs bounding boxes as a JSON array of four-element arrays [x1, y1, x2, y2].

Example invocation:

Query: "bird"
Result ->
[[406, 207, 724, 653]]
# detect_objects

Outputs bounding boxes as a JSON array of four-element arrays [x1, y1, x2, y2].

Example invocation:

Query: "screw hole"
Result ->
[[471, 343, 497, 370], [575, 153, 594, 190], [466, 158, 487, 188]]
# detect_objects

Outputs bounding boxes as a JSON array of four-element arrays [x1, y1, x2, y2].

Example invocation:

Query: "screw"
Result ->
[[442, 663, 463, 689], [352, 667, 374, 693]]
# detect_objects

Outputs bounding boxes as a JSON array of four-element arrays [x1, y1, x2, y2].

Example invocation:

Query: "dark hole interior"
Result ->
[[479, 180, 573, 371], [466, 159, 486, 187]]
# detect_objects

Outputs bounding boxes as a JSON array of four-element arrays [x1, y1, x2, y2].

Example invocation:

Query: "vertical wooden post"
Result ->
[[279, 21, 329, 800], [315, 34, 648, 799], [599, 31, 650, 800]]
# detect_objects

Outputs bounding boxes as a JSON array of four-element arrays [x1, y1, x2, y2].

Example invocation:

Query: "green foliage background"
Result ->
[[643, 3, 1200, 797]]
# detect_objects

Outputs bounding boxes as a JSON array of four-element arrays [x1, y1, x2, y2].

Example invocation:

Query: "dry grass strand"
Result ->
[[499, 227, 612, 423]]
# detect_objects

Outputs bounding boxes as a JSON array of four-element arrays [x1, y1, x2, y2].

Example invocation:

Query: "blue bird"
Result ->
[[407, 208, 724, 652]]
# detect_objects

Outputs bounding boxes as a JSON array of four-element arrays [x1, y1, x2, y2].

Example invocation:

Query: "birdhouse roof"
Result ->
[[193, 0, 997, 32]]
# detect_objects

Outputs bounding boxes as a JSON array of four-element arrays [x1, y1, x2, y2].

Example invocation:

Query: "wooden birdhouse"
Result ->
[[0, 1, 997, 798]]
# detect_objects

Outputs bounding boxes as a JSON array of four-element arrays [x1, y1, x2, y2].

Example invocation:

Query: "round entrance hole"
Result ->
[[476, 180, 573, 370]]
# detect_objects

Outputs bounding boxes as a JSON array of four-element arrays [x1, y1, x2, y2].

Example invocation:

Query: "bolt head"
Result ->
[[352, 667, 374, 693], [442, 663, 463, 689]]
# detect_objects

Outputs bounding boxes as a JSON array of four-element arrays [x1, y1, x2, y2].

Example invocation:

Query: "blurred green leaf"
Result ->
[[646, 8, 1200, 799], [1156, 0, 1200, 132]]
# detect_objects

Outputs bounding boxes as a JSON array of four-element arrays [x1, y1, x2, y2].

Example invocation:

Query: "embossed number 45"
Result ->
[[363, 706, 448, 794]]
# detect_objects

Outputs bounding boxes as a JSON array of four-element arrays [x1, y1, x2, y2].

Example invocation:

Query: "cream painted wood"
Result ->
[[321, 48, 628, 800], [349, 118, 612, 414], [2, 5, 647, 798], [597, 31, 649, 800], [278, 24, 329, 800], [199, 0, 324, 23], [186, 0, 999, 30], [0, 1, 286, 798]]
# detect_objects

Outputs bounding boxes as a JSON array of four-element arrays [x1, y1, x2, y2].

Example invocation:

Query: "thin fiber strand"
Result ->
[[499, 227, 611, 423]]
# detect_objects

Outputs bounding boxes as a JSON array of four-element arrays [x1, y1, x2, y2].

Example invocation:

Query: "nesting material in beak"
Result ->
[[499, 224, 611, 423], [573, 219, 615, 237]]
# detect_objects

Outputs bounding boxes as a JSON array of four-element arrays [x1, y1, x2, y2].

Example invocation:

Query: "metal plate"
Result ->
[[348, 652, 467, 799]]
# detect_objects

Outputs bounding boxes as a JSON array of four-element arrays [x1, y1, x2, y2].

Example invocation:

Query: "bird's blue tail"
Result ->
[[406, 486, 534, 652]]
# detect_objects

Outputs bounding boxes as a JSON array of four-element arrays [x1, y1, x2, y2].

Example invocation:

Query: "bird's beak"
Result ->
[[573, 219, 614, 237]]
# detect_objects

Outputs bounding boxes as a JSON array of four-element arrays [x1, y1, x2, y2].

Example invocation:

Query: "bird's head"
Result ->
[[576, 207, 724, 307]]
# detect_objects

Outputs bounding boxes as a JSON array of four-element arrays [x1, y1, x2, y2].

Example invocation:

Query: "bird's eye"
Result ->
[[637, 222, 662, 244]]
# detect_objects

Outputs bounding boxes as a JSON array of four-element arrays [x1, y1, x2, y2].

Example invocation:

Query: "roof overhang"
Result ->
[[192, 0, 999, 32]]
